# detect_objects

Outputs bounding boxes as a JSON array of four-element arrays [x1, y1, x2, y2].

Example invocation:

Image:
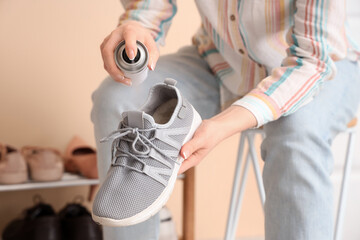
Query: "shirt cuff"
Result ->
[[232, 90, 281, 128]]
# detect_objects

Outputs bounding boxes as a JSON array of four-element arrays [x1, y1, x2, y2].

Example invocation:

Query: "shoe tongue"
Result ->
[[122, 111, 155, 129], [116, 111, 157, 170]]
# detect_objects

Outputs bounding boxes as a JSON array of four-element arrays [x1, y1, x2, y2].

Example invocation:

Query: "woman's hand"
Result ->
[[100, 20, 159, 85], [178, 105, 258, 174], [178, 119, 222, 174]]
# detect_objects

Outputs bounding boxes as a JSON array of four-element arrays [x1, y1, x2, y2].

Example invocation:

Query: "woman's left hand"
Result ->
[[179, 105, 258, 174], [179, 119, 222, 174]]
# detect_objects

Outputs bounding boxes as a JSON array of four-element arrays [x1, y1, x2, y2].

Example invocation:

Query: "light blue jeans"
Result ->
[[91, 46, 360, 240]]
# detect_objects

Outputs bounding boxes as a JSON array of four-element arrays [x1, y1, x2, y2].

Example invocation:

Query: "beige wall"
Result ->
[[0, 0, 263, 239]]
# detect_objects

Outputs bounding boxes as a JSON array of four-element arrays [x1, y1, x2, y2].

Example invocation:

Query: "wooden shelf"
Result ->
[[0, 173, 99, 192]]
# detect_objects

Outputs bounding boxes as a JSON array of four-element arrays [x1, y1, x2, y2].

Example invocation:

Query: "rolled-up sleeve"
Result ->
[[234, 0, 344, 127]]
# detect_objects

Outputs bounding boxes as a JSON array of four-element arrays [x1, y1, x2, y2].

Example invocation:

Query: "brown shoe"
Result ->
[[0, 144, 28, 184], [22, 146, 64, 182], [64, 136, 98, 179]]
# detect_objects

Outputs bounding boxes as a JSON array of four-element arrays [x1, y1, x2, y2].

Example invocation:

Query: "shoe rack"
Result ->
[[0, 170, 195, 240], [0, 172, 99, 192]]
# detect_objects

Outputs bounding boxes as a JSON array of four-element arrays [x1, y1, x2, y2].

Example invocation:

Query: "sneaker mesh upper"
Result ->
[[93, 95, 195, 220]]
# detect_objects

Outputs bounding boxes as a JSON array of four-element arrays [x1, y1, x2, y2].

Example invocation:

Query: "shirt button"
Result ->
[[230, 14, 236, 21], [257, 63, 262, 68], [239, 49, 245, 54]]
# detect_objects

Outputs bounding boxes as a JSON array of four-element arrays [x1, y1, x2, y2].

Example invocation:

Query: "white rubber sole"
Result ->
[[92, 106, 202, 227]]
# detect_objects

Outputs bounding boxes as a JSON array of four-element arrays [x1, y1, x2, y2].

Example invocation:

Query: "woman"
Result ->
[[91, 0, 360, 239]]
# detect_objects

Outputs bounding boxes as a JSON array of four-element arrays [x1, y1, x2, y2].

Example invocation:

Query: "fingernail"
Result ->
[[150, 62, 155, 71], [124, 79, 132, 86], [182, 151, 187, 159], [118, 74, 124, 80], [128, 50, 135, 60]]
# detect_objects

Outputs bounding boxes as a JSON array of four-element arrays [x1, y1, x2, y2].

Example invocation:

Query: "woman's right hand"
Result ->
[[100, 20, 159, 86]]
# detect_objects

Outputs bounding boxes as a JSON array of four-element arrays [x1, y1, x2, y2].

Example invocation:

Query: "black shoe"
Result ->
[[59, 202, 102, 240], [2, 199, 61, 240]]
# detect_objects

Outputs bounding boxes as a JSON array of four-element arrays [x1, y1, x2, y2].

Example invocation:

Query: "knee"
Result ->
[[261, 112, 330, 159], [261, 113, 333, 186]]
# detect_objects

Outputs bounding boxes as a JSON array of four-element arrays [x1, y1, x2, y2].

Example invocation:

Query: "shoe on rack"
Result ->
[[22, 146, 64, 182], [64, 136, 98, 179], [2, 196, 61, 240], [59, 198, 102, 240], [0, 143, 28, 184], [92, 78, 202, 226]]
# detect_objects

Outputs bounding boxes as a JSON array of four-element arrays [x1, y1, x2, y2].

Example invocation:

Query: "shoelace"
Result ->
[[100, 126, 178, 174]]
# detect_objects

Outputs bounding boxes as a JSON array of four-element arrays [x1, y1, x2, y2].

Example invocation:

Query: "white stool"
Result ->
[[224, 118, 358, 240]]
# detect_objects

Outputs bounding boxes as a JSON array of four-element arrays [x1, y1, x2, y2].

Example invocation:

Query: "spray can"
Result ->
[[114, 40, 149, 86]]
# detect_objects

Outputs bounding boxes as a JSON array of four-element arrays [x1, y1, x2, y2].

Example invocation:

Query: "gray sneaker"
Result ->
[[92, 78, 202, 226]]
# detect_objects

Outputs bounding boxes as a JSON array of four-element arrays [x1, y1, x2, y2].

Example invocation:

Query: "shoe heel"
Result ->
[[0, 171, 27, 184], [30, 167, 63, 182], [182, 106, 202, 145]]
